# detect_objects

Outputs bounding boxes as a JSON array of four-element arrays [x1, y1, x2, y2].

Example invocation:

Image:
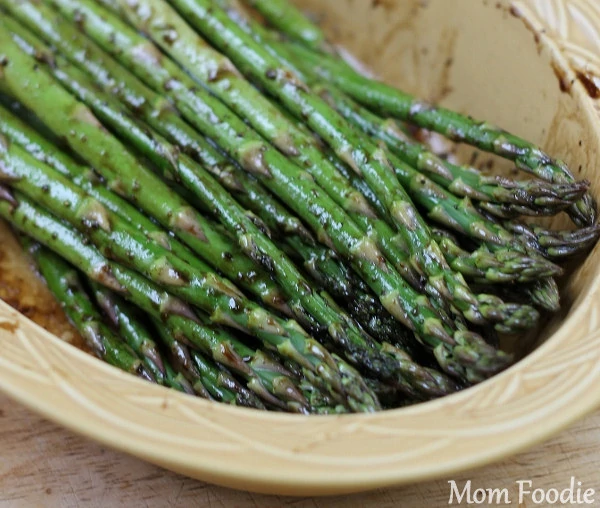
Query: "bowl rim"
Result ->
[[2, 290, 600, 494], [1, 0, 600, 496]]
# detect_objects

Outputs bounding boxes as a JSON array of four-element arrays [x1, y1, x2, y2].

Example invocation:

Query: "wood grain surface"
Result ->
[[1, 392, 599, 507]]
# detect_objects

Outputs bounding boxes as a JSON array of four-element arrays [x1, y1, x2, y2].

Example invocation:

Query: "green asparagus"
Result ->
[[0, 17, 291, 316], [211, 4, 566, 289], [1, 189, 361, 410], [0, 30, 380, 407], [198, 2, 569, 290], [283, 42, 597, 227], [0, 8, 450, 345], [0, 140, 369, 409], [152, 318, 259, 405], [20, 237, 153, 381], [315, 83, 588, 216], [162, 360, 196, 395], [244, 0, 332, 53], [1, 0, 591, 412], [160, 336, 213, 400], [17, 0, 540, 342], [90, 281, 166, 384], [0, 104, 216, 275], [238, 38, 567, 264], [2, 95, 403, 356], [44, 0, 515, 383], [0, 15, 459, 399], [502, 220, 600, 260]]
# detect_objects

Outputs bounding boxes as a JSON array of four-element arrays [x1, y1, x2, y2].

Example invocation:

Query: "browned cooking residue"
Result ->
[[432, 29, 458, 103], [0, 320, 18, 333], [576, 71, 600, 99], [509, 4, 521, 18], [551, 60, 574, 94], [0, 222, 84, 349]]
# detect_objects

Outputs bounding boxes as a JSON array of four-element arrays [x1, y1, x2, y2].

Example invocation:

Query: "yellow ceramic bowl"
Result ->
[[1, 0, 600, 496]]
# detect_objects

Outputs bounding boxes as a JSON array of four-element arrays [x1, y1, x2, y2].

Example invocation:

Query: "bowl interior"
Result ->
[[1, 0, 600, 497]]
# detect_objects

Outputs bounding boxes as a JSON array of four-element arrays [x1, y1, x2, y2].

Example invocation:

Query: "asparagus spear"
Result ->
[[205, 0, 568, 298], [313, 85, 598, 259], [188, 348, 252, 405], [150, 323, 213, 399], [432, 226, 561, 311], [113, 278, 325, 413], [1, 17, 456, 399], [473, 277, 561, 314], [0, 18, 291, 317], [231, 0, 593, 227], [0, 143, 370, 409], [217, 0, 308, 70], [19, 236, 153, 381], [282, 235, 423, 355], [327, 141, 561, 286], [158, 318, 361, 413], [167, 0, 490, 299], [151, 318, 263, 406], [162, 361, 196, 395], [245, 48, 564, 265], [90, 281, 166, 384], [103, 0, 380, 222], [243, 0, 331, 53], [10, 0, 424, 299], [89, 0, 434, 295], [524, 279, 562, 313], [44, 0, 513, 382], [320, 144, 542, 332], [4, 167, 360, 412], [35, 0, 434, 300], [234, 14, 591, 242], [164, 307, 372, 413], [316, 83, 588, 216], [282, 42, 597, 227], [502, 220, 600, 260], [0, 51, 380, 408], [432, 235, 557, 284], [91, 273, 203, 399]]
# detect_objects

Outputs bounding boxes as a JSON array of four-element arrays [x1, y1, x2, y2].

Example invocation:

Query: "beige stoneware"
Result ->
[[1, 0, 600, 496]]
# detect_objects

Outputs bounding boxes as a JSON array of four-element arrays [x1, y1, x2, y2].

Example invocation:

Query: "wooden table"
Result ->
[[1, 392, 598, 507]]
